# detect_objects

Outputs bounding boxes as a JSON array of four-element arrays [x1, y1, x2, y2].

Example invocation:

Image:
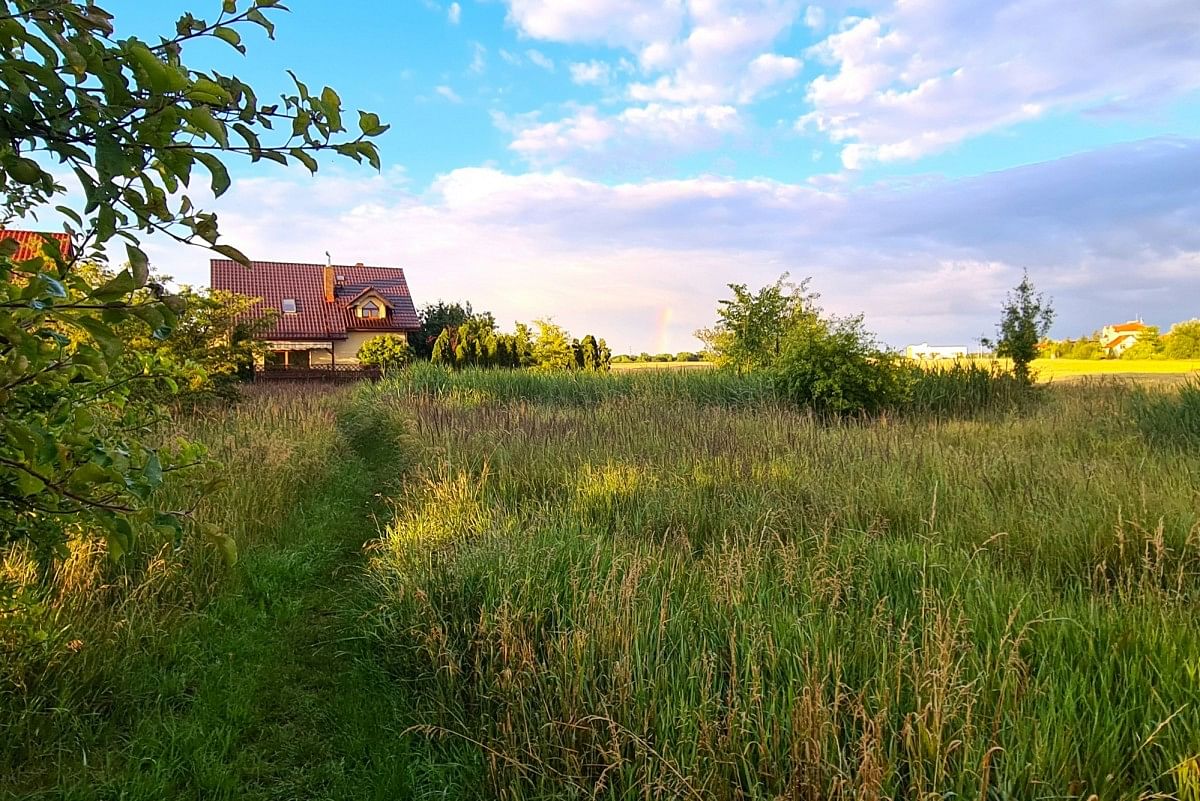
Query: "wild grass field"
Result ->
[[4, 368, 1200, 799]]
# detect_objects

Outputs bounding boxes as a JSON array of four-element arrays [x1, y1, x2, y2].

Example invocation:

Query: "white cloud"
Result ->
[[500, 1, 806, 164], [505, 0, 686, 48], [525, 49, 555, 71], [448, 1, 461, 24], [627, 1, 804, 104], [151, 137, 1200, 351], [469, 42, 487, 75], [435, 85, 463, 103], [507, 103, 742, 164], [570, 60, 613, 86], [803, 5, 825, 30], [802, 0, 1200, 168]]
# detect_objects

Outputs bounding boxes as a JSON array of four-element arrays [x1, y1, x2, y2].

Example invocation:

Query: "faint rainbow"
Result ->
[[654, 307, 674, 353]]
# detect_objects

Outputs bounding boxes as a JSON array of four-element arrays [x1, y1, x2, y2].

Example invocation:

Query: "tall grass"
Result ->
[[1132, 378, 1200, 451], [388, 361, 1027, 418], [0, 386, 353, 774], [905, 360, 1030, 417], [390, 362, 776, 408], [364, 374, 1200, 799]]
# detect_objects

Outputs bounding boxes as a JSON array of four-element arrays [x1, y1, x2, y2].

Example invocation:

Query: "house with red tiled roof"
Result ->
[[210, 259, 420, 368], [0, 229, 73, 262], [1100, 320, 1147, 357]]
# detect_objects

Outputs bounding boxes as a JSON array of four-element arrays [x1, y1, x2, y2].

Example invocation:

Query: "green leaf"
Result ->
[[34, 273, 68, 298], [183, 106, 229, 147], [74, 316, 124, 359], [93, 269, 139, 301], [321, 86, 342, 130], [290, 148, 318, 173], [7, 157, 45, 185], [245, 7, 275, 37], [203, 524, 239, 566], [195, 152, 232, 196], [358, 111, 386, 136], [69, 463, 111, 490], [15, 470, 45, 497], [143, 451, 163, 488], [126, 244, 151, 287], [211, 243, 251, 267], [214, 26, 244, 53]]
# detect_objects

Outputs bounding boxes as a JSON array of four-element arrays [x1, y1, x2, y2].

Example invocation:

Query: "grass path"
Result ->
[[15, 407, 416, 800]]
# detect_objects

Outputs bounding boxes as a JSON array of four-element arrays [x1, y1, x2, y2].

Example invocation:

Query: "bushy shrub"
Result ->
[[356, 335, 412, 374], [770, 317, 908, 415]]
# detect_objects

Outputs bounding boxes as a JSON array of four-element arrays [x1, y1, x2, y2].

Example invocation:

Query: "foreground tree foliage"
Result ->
[[0, 0, 386, 565]]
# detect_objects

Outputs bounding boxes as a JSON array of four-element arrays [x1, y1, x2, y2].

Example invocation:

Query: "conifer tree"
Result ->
[[431, 328, 453, 365], [581, 335, 600, 371], [598, 338, 612, 371]]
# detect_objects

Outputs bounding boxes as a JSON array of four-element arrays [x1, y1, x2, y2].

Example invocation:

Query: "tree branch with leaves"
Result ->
[[0, 0, 388, 565]]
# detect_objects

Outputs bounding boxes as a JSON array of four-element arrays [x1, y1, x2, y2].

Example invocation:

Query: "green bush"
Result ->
[[356, 335, 412, 374], [770, 317, 908, 415]]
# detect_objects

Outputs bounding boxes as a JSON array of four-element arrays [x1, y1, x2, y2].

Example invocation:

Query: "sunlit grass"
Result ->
[[364, 371, 1200, 799]]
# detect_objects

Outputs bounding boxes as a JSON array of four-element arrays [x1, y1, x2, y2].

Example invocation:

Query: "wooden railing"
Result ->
[[255, 364, 382, 382]]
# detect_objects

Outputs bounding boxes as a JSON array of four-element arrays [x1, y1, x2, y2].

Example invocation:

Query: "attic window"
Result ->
[[359, 301, 381, 319], [282, 298, 297, 314]]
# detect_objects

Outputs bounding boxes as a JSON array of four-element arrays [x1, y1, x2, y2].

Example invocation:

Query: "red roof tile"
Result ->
[[210, 260, 420, 340], [1109, 321, 1146, 333], [0, 229, 73, 262], [1104, 334, 1135, 350]]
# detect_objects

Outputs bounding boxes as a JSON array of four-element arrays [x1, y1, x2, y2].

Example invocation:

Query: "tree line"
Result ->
[[357, 300, 612, 373]]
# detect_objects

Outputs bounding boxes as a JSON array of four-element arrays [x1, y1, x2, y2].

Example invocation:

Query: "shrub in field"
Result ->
[[1131, 379, 1200, 450], [771, 316, 908, 415], [357, 334, 412, 374], [983, 272, 1055, 383]]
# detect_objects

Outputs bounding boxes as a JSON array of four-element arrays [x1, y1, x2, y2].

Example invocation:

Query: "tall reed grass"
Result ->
[[1132, 378, 1200, 451], [364, 374, 1200, 799]]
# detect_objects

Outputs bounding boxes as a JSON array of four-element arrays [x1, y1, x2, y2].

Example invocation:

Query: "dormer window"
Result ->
[[282, 298, 298, 314], [359, 301, 381, 319]]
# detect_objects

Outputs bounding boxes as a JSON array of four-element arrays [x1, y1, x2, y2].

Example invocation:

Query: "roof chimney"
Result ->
[[323, 265, 335, 303], [355, 262, 363, 267]]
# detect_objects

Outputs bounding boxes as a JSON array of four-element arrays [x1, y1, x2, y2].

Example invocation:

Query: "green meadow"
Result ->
[[4, 369, 1199, 799]]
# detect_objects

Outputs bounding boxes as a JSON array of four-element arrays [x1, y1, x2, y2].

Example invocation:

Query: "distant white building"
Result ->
[[1100, 320, 1147, 357], [905, 343, 971, 360]]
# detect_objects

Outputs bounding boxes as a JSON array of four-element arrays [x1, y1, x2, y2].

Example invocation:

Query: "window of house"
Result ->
[[360, 301, 380, 319], [282, 298, 297, 314]]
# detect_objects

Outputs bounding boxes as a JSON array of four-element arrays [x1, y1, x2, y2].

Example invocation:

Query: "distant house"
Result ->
[[210, 259, 420, 368], [905, 343, 970, 360], [1100, 320, 1146, 357], [0, 229, 73, 261]]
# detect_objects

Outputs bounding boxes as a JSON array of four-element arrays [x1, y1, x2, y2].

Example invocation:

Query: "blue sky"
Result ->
[[110, 0, 1200, 352]]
